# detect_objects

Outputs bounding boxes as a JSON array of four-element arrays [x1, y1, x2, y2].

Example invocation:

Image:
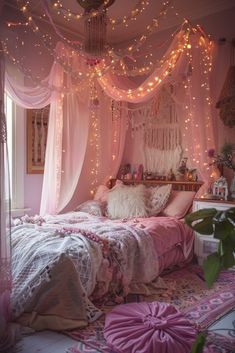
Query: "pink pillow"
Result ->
[[94, 185, 109, 203], [104, 302, 197, 353], [162, 190, 196, 219]]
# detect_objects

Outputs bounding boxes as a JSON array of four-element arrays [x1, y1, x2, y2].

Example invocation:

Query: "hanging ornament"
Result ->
[[76, 0, 116, 56]]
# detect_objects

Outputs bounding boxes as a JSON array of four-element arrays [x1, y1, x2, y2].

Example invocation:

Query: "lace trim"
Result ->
[[0, 258, 11, 293], [0, 111, 7, 143]]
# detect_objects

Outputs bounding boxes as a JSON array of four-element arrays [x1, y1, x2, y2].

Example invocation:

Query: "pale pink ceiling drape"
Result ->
[[98, 29, 215, 185], [4, 25, 215, 215]]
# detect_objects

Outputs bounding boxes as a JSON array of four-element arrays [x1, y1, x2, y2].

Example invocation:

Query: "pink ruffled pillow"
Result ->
[[162, 191, 196, 219], [104, 302, 197, 353]]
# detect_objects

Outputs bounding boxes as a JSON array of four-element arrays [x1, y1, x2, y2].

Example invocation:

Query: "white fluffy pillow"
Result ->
[[107, 184, 148, 219], [147, 184, 172, 216]]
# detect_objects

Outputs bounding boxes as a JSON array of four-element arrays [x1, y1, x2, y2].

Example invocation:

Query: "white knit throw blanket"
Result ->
[[11, 212, 159, 324]]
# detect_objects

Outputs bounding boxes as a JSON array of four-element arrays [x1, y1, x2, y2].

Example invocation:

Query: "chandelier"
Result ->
[[76, 0, 116, 56]]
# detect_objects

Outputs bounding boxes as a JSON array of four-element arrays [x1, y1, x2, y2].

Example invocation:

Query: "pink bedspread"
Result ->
[[126, 216, 194, 271]]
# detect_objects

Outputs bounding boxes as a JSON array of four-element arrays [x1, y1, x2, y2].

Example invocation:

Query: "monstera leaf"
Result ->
[[185, 207, 235, 288], [186, 207, 235, 352]]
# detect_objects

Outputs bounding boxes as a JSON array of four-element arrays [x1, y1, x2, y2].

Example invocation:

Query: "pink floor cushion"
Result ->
[[104, 302, 197, 353]]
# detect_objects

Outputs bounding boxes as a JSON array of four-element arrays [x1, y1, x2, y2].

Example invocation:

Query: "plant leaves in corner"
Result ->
[[203, 253, 222, 288], [191, 332, 207, 353], [185, 208, 217, 235]]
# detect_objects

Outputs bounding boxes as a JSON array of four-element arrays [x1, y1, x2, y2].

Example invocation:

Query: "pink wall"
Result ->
[[24, 174, 43, 216]]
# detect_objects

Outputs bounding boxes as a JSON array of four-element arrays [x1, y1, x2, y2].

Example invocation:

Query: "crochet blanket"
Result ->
[[11, 212, 158, 330]]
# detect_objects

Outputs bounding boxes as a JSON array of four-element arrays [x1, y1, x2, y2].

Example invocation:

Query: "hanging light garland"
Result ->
[[12, 0, 172, 59], [50, 0, 149, 30], [1, 7, 214, 181], [4, 0, 174, 85], [89, 80, 101, 195]]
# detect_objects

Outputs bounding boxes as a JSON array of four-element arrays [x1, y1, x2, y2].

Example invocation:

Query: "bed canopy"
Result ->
[[0, 2, 215, 216]]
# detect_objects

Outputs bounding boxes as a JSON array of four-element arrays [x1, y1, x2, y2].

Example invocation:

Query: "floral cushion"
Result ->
[[147, 184, 172, 216]]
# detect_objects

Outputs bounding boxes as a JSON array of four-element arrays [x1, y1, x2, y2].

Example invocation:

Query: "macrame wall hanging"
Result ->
[[129, 85, 182, 175]]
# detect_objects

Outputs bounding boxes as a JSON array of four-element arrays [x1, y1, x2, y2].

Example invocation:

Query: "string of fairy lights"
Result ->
[[51, 0, 150, 30], [1, 1, 214, 192], [6, 0, 175, 73], [180, 27, 214, 172], [89, 82, 101, 196]]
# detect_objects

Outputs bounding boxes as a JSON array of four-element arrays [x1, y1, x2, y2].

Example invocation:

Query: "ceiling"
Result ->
[[2, 0, 235, 45], [0, 0, 235, 55]]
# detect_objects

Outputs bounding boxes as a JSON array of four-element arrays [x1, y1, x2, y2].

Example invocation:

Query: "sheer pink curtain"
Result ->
[[4, 26, 215, 215], [5, 41, 128, 215], [98, 29, 215, 189]]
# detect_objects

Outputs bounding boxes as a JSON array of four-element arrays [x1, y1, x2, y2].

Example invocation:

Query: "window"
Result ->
[[5, 93, 27, 216], [5, 94, 13, 199]]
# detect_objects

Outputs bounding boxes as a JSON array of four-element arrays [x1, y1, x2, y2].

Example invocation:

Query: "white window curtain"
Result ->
[[0, 42, 19, 353]]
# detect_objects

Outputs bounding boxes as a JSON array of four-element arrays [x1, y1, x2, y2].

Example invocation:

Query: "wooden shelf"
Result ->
[[194, 198, 235, 205], [109, 178, 203, 192]]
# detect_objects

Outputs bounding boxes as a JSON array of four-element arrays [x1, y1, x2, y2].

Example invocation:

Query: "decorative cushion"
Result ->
[[75, 200, 106, 217], [107, 184, 148, 219], [104, 302, 197, 353], [94, 185, 110, 203], [162, 190, 196, 219], [148, 184, 172, 216]]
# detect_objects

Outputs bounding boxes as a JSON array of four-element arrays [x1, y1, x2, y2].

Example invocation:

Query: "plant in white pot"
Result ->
[[185, 207, 235, 352]]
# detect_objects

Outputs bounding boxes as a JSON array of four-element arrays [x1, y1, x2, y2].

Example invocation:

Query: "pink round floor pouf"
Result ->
[[104, 302, 197, 353]]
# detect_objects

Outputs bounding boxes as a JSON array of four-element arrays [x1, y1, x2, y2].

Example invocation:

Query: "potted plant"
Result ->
[[185, 207, 235, 352]]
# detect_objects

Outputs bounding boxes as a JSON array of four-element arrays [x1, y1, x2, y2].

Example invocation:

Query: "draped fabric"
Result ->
[[99, 29, 215, 185], [3, 25, 215, 214], [5, 42, 127, 215], [0, 43, 17, 353]]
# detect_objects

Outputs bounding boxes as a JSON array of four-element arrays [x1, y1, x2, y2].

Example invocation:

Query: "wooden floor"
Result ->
[[19, 309, 235, 353]]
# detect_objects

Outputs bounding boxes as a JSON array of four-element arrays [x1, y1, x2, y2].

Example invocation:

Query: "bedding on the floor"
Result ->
[[11, 211, 194, 331]]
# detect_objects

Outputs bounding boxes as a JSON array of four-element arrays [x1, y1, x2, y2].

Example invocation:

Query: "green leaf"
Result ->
[[213, 220, 234, 240], [185, 208, 216, 235], [226, 207, 235, 222], [203, 253, 222, 288], [191, 332, 207, 353], [222, 252, 235, 269], [193, 219, 214, 235], [221, 235, 235, 253]]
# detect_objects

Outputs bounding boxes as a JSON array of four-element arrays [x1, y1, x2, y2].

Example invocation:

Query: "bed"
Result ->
[[11, 179, 202, 331]]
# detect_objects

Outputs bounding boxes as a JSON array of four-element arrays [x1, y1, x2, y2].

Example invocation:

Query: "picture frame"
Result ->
[[27, 105, 49, 174]]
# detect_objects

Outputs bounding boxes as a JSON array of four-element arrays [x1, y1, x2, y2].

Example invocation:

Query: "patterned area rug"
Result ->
[[65, 265, 235, 353]]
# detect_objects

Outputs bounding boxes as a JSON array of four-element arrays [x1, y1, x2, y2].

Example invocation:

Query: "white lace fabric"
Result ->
[[11, 212, 159, 328]]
